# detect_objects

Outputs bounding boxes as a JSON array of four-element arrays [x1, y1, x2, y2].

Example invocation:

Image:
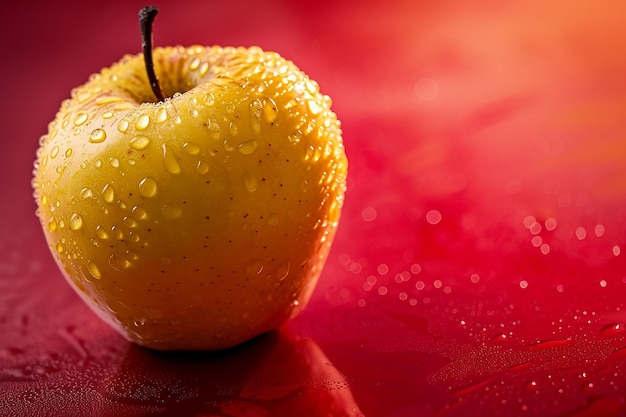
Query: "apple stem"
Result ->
[[139, 5, 165, 102]]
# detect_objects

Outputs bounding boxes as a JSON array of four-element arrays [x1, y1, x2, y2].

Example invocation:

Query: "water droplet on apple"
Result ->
[[268, 213, 279, 226], [48, 219, 58, 232], [65, 148, 73, 158], [203, 93, 215, 106], [245, 259, 264, 275], [162, 144, 181, 174], [249, 98, 262, 133], [138, 177, 158, 198], [130, 135, 151, 150], [87, 261, 102, 279], [122, 216, 138, 229], [74, 112, 88, 126], [237, 139, 258, 155], [183, 142, 200, 155], [69, 213, 83, 231], [196, 161, 209, 174], [131, 205, 148, 220], [135, 114, 150, 130], [109, 157, 120, 168], [156, 107, 168, 123], [242, 171, 259, 192], [229, 121, 239, 136], [101, 184, 115, 204], [207, 118, 221, 139], [118, 119, 130, 133], [288, 130, 302, 144], [189, 57, 200, 71], [307, 99, 323, 116], [95, 225, 109, 240], [109, 254, 131, 271], [55, 242, 64, 253], [102, 111, 114, 119], [277, 262, 290, 280], [89, 128, 107, 143], [111, 226, 124, 240], [50, 146, 60, 159], [80, 188, 94, 199], [199, 62, 209, 77], [162, 204, 182, 219], [263, 98, 278, 123]]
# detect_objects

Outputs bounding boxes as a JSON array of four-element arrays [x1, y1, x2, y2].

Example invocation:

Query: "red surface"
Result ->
[[3, 0, 626, 416]]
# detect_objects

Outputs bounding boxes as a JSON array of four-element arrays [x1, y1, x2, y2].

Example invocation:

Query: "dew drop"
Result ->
[[229, 121, 239, 136], [48, 219, 58, 232], [237, 139, 258, 155], [288, 130, 302, 144], [203, 93, 215, 106], [156, 107, 168, 123], [131, 205, 148, 220], [268, 213, 279, 226], [87, 261, 102, 279], [109, 157, 120, 168], [69, 213, 83, 231], [95, 225, 109, 240], [111, 226, 124, 240], [50, 146, 60, 159], [277, 262, 290, 280], [162, 144, 181, 174], [183, 142, 200, 155], [207, 118, 221, 139], [109, 254, 131, 271], [80, 188, 94, 199], [196, 161, 209, 174], [118, 119, 129, 133], [89, 128, 107, 143], [101, 184, 115, 204], [65, 148, 73, 158], [600, 322, 625, 337], [138, 177, 158, 198], [242, 171, 259, 192], [135, 114, 150, 130], [130, 135, 151, 150], [56, 242, 64, 253], [74, 112, 88, 126], [102, 111, 114, 119], [249, 98, 263, 133], [245, 259, 264, 275], [307, 99, 323, 116], [263, 98, 278, 123], [162, 204, 182, 219]]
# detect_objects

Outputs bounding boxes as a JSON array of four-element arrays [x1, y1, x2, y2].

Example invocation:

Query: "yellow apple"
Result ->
[[32, 8, 347, 350]]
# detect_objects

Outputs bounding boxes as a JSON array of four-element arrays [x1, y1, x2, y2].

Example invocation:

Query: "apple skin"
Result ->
[[32, 45, 347, 350]]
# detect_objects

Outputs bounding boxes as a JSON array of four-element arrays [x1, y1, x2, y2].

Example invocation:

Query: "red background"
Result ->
[[3, 0, 626, 416]]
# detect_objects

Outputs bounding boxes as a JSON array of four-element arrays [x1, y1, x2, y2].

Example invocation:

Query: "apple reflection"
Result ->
[[96, 328, 363, 417]]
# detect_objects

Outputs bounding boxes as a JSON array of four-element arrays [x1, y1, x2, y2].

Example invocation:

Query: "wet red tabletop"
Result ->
[[3, 1, 626, 416]]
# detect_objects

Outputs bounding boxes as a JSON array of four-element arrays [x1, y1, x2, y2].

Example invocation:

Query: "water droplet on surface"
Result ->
[[87, 261, 102, 279], [50, 146, 60, 159], [132, 205, 148, 220], [242, 171, 259, 192], [101, 184, 115, 204], [130, 135, 151, 150], [69, 213, 83, 230], [249, 98, 262, 133], [138, 177, 158, 198], [245, 259, 264, 275], [288, 130, 302, 144], [74, 112, 88, 126], [263, 98, 278, 123], [89, 128, 107, 143], [203, 93, 215, 105], [48, 219, 58, 232], [307, 99, 323, 116], [161, 144, 181, 174], [196, 161, 209, 174], [80, 188, 94, 199], [183, 142, 200, 155], [109, 254, 131, 271], [135, 114, 150, 130], [109, 157, 120, 168], [529, 338, 572, 350], [237, 139, 258, 155], [600, 323, 625, 337], [156, 107, 168, 123], [207, 118, 221, 139], [426, 209, 442, 225], [65, 148, 73, 158], [118, 119, 129, 133], [162, 204, 182, 219], [111, 226, 124, 240], [95, 226, 109, 239]]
